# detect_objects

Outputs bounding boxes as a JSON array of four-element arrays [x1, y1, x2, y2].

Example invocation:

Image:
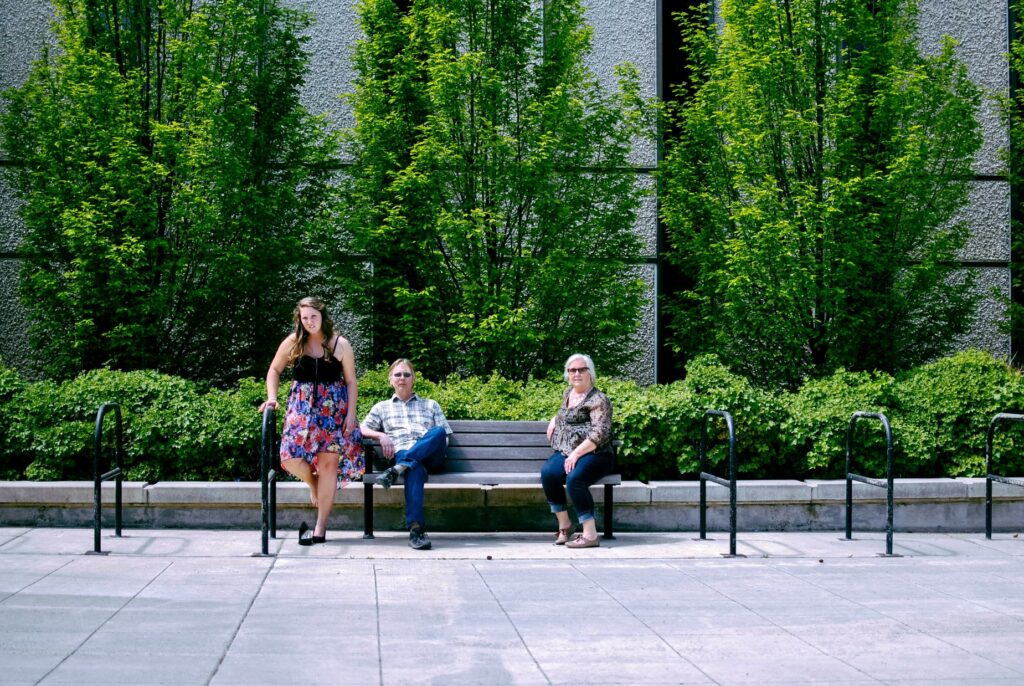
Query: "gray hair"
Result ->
[[563, 353, 596, 383]]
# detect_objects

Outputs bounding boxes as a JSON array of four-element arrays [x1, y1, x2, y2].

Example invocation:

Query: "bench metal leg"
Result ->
[[603, 483, 615, 539], [363, 482, 375, 539]]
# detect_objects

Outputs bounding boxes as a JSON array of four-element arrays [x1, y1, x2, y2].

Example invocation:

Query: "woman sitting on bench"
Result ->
[[541, 353, 614, 549]]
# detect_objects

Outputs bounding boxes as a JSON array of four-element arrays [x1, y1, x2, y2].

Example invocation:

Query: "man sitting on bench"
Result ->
[[360, 358, 452, 550]]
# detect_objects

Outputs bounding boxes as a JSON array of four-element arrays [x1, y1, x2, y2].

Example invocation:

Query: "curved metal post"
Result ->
[[698, 409, 737, 556], [699, 418, 708, 540], [91, 403, 123, 555], [844, 411, 894, 556], [260, 407, 278, 556], [985, 413, 1024, 539]]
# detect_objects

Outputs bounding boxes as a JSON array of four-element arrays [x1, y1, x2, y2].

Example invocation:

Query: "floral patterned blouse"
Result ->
[[549, 387, 613, 456]]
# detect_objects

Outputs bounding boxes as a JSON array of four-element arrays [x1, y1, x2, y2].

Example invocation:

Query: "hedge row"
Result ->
[[2, 350, 1023, 483]]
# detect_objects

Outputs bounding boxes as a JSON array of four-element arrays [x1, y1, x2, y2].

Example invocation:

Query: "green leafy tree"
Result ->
[[342, 0, 653, 380], [661, 0, 983, 388], [1, 0, 339, 382]]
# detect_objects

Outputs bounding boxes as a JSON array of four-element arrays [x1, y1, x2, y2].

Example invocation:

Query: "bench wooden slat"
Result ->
[[429, 473, 621, 486], [449, 433, 551, 448], [444, 459, 549, 473], [447, 420, 548, 433], [447, 446, 553, 461]]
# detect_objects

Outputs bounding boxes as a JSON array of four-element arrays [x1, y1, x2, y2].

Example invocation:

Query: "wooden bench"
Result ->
[[360, 419, 621, 539]]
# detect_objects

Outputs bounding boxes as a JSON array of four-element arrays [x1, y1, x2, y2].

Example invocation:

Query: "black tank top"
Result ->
[[292, 339, 343, 384]]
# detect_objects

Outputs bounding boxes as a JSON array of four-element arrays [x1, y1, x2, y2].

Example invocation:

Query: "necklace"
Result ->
[[567, 389, 587, 408]]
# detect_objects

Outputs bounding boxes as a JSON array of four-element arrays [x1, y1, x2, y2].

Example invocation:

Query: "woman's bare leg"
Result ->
[[282, 458, 319, 508], [313, 451, 340, 537]]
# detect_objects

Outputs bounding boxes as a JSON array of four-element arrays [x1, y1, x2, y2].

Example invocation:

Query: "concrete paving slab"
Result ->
[[212, 656, 382, 685], [1, 651, 69, 686], [0, 628, 100, 653], [76, 627, 232, 657], [41, 652, 222, 684], [1, 527, 1024, 685]]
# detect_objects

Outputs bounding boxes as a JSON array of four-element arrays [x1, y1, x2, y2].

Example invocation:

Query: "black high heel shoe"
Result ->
[[298, 521, 314, 546]]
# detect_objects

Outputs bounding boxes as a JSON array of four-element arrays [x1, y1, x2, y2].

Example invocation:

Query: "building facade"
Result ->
[[0, 0, 1011, 383]]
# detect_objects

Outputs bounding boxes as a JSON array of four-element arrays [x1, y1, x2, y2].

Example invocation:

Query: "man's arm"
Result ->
[[360, 406, 396, 459], [430, 400, 453, 435]]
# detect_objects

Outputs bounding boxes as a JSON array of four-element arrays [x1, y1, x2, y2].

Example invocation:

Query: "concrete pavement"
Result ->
[[1, 527, 1024, 684]]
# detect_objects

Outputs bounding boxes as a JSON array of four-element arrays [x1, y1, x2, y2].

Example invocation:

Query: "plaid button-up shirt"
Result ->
[[361, 393, 452, 453]]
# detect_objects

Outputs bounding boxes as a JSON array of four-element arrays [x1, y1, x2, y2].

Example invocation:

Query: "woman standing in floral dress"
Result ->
[[258, 297, 363, 545]]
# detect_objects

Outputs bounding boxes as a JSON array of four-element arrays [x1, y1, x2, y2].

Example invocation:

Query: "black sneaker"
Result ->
[[375, 466, 399, 489], [409, 527, 432, 550]]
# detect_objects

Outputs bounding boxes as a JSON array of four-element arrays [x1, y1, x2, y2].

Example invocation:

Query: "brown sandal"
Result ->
[[553, 526, 574, 546]]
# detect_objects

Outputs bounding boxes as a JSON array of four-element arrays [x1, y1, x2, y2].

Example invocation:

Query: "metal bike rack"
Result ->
[[985, 412, 1024, 539], [258, 406, 278, 556], [698, 409, 740, 557], [844, 411, 897, 556], [88, 403, 123, 555]]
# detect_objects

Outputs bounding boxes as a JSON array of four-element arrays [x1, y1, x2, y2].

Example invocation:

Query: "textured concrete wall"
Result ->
[[582, 0, 658, 382], [0, 0, 54, 144], [583, 0, 658, 168], [0, 0, 1012, 383], [918, 0, 1011, 360], [958, 267, 1011, 356], [289, 0, 360, 146], [0, 0, 51, 371], [0, 260, 29, 369], [918, 0, 1008, 176], [0, 175, 30, 369]]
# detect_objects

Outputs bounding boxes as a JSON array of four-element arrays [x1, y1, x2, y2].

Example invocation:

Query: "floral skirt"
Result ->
[[279, 380, 365, 485]]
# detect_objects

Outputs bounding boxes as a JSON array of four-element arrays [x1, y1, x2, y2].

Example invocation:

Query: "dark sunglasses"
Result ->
[[567, 367, 589, 374]]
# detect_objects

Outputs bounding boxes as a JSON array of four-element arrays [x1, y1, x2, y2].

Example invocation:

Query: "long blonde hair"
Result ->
[[286, 297, 337, 366]]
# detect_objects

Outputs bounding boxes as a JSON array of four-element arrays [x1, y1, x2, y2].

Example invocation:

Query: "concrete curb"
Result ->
[[1, 477, 1023, 533]]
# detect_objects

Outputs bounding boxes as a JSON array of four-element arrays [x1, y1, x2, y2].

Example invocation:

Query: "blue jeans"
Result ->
[[393, 426, 447, 529], [540, 449, 613, 523]]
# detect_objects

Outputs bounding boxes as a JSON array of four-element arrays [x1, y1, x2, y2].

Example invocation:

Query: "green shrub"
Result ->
[[353, 365, 395, 414], [891, 350, 1024, 477], [357, 366, 563, 422], [3, 369, 264, 482], [605, 378, 695, 481], [678, 355, 794, 478], [428, 374, 563, 421], [782, 369, 896, 478], [2, 350, 1024, 482], [171, 379, 265, 481], [0, 363, 28, 479]]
